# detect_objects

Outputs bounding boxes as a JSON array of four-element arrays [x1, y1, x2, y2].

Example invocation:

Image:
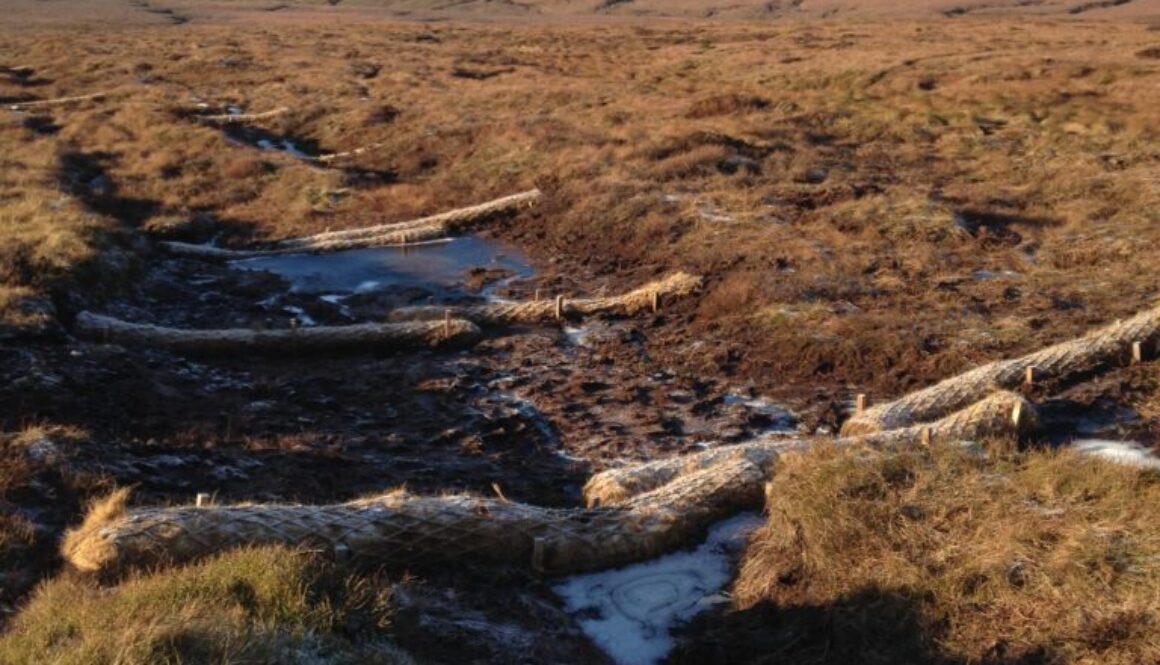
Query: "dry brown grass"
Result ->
[[1, 7, 1159, 660], [722, 443, 1160, 664], [2, 20, 1158, 391], [0, 545, 415, 664]]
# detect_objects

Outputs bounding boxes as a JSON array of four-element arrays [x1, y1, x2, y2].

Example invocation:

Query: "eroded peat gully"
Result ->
[[3, 9, 1160, 665]]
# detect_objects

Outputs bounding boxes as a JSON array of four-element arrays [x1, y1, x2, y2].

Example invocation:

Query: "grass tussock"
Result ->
[[0, 545, 415, 665], [729, 444, 1160, 664]]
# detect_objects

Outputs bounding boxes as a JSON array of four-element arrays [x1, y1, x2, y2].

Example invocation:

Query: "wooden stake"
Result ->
[[555, 295, 564, 320], [491, 482, 508, 502], [1011, 402, 1023, 428], [1131, 341, 1143, 365], [195, 492, 210, 507], [1024, 366, 1036, 386], [855, 393, 867, 414], [443, 309, 452, 338], [920, 428, 932, 446], [651, 291, 660, 313], [534, 288, 541, 302]]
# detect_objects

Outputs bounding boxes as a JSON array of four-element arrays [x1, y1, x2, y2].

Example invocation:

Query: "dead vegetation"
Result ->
[[685, 443, 1160, 664], [3, 20, 1158, 396], [1, 6, 1160, 663]]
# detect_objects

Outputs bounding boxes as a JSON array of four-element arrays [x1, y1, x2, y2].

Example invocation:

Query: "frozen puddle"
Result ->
[[554, 513, 763, 665], [232, 236, 533, 296], [723, 394, 797, 434], [972, 269, 1020, 281], [1072, 439, 1160, 471], [255, 138, 312, 159]]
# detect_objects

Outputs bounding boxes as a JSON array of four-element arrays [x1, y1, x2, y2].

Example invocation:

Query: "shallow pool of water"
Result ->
[[231, 235, 534, 296]]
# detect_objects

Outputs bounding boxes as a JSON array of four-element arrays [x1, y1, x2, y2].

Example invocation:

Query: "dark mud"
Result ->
[[4, 216, 1158, 660], [3, 210, 1158, 663], [0, 234, 816, 661]]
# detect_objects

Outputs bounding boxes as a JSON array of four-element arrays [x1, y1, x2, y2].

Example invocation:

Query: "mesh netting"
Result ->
[[584, 391, 1034, 507], [64, 450, 772, 577], [388, 273, 702, 325], [63, 393, 1033, 577], [159, 189, 542, 261], [198, 106, 289, 124], [841, 306, 1160, 435], [160, 222, 449, 260], [75, 312, 481, 354], [277, 189, 542, 247]]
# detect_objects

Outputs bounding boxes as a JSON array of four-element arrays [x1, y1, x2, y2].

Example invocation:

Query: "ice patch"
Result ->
[[24, 438, 59, 462], [496, 392, 559, 445], [1072, 439, 1160, 470], [319, 294, 354, 317], [554, 513, 763, 665], [282, 306, 316, 327], [723, 394, 797, 434], [478, 271, 529, 303], [564, 325, 591, 347], [255, 138, 312, 159], [233, 236, 532, 296], [972, 269, 1020, 281]]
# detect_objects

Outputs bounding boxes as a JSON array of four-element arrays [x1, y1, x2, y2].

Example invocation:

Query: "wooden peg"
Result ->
[[1131, 341, 1142, 365], [651, 291, 660, 313], [1024, 366, 1036, 386], [443, 309, 452, 338], [195, 492, 210, 507], [1011, 402, 1023, 427], [534, 288, 541, 302], [920, 428, 932, 446], [855, 393, 867, 414], [555, 295, 564, 320], [491, 482, 508, 502]]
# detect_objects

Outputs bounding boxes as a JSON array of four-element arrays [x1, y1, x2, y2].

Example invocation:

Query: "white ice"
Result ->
[[554, 513, 763, 665], [282, 305, 316, 327], [563, 325, 590, 347], [1071, 439, 1160, 471], [319, 294, 354, 317], [723, 393, 796, 433]]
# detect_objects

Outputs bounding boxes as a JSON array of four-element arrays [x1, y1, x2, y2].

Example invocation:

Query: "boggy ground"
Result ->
[[2, 6, 1160, 663]]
